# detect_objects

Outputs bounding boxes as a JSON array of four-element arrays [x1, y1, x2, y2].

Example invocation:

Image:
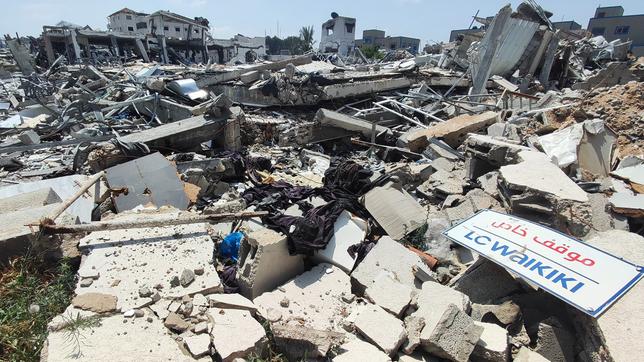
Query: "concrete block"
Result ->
[[585, 230, 644, 362], [272, 324, 345, 360], [18, 129, 40, 145], [209, 308, 266, 361], [530, 318, 574, 362], [415, 281, 471, 344], [450, 259, 521, 304], [423, 304, 483, 362], [254, 264, 353, 333], [354, 304, 407, 356], [351, 236, 433, 295], [237, 228, 304, 299], [361, 183, 427, 240], [472, 321, 509, 362], [312, 210, 367, 272], [315, 108, 392, 138], [499, 150, 592, 236], [184, 333, 211, 358], [333, 339, 392, 362], [365, 271, 414, 317], [402, 315, 426, 354]]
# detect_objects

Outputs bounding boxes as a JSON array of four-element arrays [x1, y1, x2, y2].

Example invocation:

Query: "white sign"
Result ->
[[443, 209, 643, 317]]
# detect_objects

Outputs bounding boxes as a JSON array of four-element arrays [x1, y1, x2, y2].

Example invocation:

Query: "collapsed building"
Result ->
[[1, 1, 643, 361]]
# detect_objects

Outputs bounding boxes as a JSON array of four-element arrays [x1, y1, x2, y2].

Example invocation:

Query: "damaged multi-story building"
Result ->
[[319, 12, 356, 56]]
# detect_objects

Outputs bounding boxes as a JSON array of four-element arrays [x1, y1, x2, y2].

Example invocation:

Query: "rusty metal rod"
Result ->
[[39, 211, 268, 234], [47, 171, 106, 222]]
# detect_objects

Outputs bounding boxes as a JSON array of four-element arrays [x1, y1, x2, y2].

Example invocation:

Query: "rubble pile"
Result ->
[[1, 1, 643, 361]]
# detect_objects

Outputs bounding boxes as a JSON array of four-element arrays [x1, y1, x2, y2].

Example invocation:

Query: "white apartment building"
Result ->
[[107, 8, 149, 35], [107, 8, 210, 40]]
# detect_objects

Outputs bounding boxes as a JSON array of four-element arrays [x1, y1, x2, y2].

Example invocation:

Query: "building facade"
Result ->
[[362, 29, 385, 47], [107, 8, 149, 35], [587, 6, 644, 56], [384, 36, 420, 54], [319, 13, 356, 56]]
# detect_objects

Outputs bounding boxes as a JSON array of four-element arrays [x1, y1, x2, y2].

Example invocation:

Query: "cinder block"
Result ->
[[237, 228, 304, 299]]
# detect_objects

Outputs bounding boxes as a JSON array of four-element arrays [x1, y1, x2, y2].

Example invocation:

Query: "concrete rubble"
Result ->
[[1, 1, 643, 361]]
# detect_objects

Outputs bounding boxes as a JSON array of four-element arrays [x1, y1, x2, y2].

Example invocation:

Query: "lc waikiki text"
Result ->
[[463, 230, 586, 294]]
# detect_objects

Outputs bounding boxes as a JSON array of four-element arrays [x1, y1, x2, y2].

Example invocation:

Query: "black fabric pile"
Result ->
[[243, 157, 377, 255]]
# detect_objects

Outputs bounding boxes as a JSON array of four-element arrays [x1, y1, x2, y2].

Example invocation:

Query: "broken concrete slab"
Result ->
[[450, 259, 521, 304], [365, 271, 415, 317], [585, 230, 644, 362], [254, 264, 353, 333], [354, 304, 407, 357], [415, 281, 472, 345], [351, 236, 434, 295], [402, 315, 426, 354], [472, 321, 509, 362], [207, 293, 257, 313], [75, 213, 222, 311], [44, 312, 191, 362], [184, 333, 212, 358], [499, 151, 592, 236], [208, 307, 266, 361], [399, 111, 499, 152], [315, 108, 392, 139], [237, 228, 304, 299], [422, 304, 483, 362], [312, 210, 367, 272], [360, 182, 428, 240], [105, 152, 189, 212], [333, 338, 392, 362], [272, 324, 345, 360], [529, 317, 575, 362]]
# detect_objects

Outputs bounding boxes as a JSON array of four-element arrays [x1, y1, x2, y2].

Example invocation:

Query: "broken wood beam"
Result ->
[[39, 211, 268, 234]]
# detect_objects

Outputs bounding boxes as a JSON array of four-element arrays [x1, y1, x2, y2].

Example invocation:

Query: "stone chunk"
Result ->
[[415, 281, 471, 341], [499, 150, 591, 236], [272, 324, 345, 360], [403, 315, 426, 354], [529, 317, 574, 362], [333, 339, 392, 362], [18, 130, 40, 145], [209, 308, 266, 361], [208, 293, 257, 312], [472, 321, 509, 362], [423, 304, 483, 362], [71, 293, 117, 313], [451, 259, 520, 304], [365, 272, 414, 317], [180, 269, 195, 287], [351, 236, 433, 295], [237, 228, 304, 299], [164, 312, 190, 332], [184, 334, 211, 358], [360, 183, 427, 240], [354, 305, 407, 357]]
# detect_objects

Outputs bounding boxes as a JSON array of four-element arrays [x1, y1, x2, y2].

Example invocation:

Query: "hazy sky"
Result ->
[[2, 0, 643, 45]]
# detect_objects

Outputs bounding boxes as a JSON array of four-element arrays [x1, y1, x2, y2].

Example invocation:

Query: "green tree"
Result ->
[[299, 25, 315, 52], [361, 45, 384, 60]]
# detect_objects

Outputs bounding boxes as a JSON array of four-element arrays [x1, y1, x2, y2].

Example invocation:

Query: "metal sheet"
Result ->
[[488, 18, 539, 76]]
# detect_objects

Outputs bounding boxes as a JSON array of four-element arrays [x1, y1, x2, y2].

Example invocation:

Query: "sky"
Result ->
[[1, 0, 643, 46]]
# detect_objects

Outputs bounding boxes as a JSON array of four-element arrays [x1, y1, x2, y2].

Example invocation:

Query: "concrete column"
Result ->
[[539, 32, 560, 88], [135, 38, 150, 62], [224, 117, 241, 151], [110, 35, 120, 57], [42, 34, 55, 65], [528, 30, 554, 76], [470, 5, 512, 96], [69, 30, 82, 63], [157, 35, 169, 64]]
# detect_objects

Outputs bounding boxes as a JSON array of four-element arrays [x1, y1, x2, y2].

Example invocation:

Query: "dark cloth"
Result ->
[[220, 264, 240, 294], [243, 157, 377, 255], [347, 241, 376, 272]]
